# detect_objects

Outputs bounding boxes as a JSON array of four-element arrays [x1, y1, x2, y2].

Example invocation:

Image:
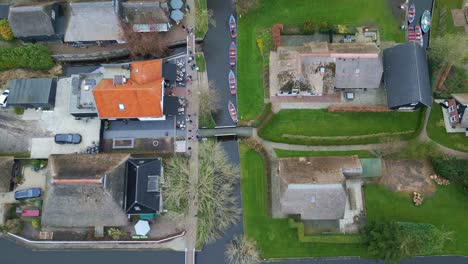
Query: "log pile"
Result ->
[[413, 192, 423, 206], [430, 175, 450, 185]]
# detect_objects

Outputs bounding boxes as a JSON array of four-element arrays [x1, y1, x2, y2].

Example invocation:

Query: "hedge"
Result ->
[[288, 218, 363, 243], [0, 44, 54, 71]]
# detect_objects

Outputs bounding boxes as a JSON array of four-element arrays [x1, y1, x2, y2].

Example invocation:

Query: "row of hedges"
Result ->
[[0, 44, 54, 71], [432, 156, 468, 192], [288, 218, 363, 243], [281, 21, 357, 35]]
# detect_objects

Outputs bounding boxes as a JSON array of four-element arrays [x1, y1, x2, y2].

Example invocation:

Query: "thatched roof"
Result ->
[[8, 2, 57, 37]]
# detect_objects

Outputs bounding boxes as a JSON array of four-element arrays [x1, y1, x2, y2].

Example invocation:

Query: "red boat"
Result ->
[[228, 70, 236, 95], [408, 3, 415, 24], [415, 25, 423, 47], [229, 14, 237, 39], [229, 41, 236, 67], [407, 26, 415, 41], [228, 100, 238, 123]]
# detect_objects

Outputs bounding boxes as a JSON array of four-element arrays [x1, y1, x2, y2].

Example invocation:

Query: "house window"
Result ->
[[410, 102, 418, 106], [450, 116, 457, 122], [355, 68, 360, 74], [118, 103, 125, 111], [51, 10, 56, 20], [448, 106, 454, 112]]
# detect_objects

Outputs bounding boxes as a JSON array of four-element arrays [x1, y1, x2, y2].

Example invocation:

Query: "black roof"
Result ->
[[162, 62, 177, 83], [163, 96, 179, 116], [383, 42, 432, 108], [124, 158, 162, 214], [8, 78, 56, 106]]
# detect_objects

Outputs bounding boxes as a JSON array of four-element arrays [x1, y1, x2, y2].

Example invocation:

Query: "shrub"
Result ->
[[319, 22, 335, 34], [432, 156, 468, 192], [0, 45, 54, 71], [234, 0, 259, 15], [226, 235, 260, 264], [4, 219, 23, 233], [13, 107, 24, 115], [107, 228, 126, 240], [303, 21, 316, 34], [288, 218, 362, 243], [31, 219, 41, 230], [0, 19, 13, 41]]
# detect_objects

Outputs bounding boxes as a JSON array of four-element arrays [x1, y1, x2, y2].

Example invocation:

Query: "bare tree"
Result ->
[[195, 8, 216, 36], [120, 23, 168, 58], [233, 0, 259, 15], [428, 34, 468, 90], [199, 81, 220, 118], [162, 155, 190, 213], [226, 235, 260, 264]]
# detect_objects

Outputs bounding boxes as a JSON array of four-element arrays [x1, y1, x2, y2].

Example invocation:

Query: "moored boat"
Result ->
[[228, 70, 236, 95], [421, 10, 431, 33], [228, 100, 238, 123], [229, 14, 237, 39], [415, 25, 423, 47], [229, 41, 236, 67], [407, 26, 415, 41], [408, 3, 415, 24]]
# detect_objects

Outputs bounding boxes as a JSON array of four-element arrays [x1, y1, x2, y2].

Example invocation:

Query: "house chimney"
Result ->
[[52, 178, 103, 185]]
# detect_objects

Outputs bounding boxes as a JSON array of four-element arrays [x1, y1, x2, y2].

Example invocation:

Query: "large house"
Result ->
[[277, 156, 380, 233], [383, 42, 432, 110], [8, 2, 65, 42], [41, 154, 163, 230]]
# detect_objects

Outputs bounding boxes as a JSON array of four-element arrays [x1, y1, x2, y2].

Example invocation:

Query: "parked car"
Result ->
[[21, 209, 41, 217], [54, 133, 82, 144], [14, 188, 41, 200], [0, 90, 9, 107]]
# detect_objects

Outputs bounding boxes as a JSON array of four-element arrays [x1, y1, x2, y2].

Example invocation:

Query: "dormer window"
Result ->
[[448, 106, 454, 112]]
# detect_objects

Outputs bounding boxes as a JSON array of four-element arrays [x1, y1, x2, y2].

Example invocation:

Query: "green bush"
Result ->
[[107, 227, 126, 240], [432, 156, 468, 192], [319, 22, 336, 34], [0, 19, 13, 41], [4, 219, 23, 233], [303, 21, 316, 34], [281, 24, 304, 35], [13, 107, 24, 115], [0, 44, 54, 71], [31, 219, 41, 230], [288, 219, 362, 243]]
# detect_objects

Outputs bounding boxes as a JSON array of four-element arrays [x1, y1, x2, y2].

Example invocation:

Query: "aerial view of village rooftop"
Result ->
[[0, 0, 467, 263]]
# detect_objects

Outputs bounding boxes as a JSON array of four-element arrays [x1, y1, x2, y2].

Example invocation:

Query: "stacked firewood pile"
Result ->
[[413, 192, 423, 206], [430, 175, 450, 185]]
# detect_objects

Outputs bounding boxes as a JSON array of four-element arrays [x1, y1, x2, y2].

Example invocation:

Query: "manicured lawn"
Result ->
[[238, 0, 405, 121], [427, 104, 468, 152], [258, 109, 423, 145], [365, 184, 468, 255], [240, 144, 366, 258], [274, 149, 376, 158]]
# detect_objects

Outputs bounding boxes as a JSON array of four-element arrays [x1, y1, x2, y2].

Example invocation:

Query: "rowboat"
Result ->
[[228, 100, 238, 123], [228, 70, 236, 95], [421, 10, 431, 33], [407, 26, 415, 41], [229, 14, 237, 39], [229, 41, 236, 67], [408, 3, 415, 24], [415, 25, 423, 47]]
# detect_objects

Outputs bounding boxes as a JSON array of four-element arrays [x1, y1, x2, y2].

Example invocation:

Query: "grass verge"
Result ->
[[240, 144, 366, 258], [274, 149, 376, 158], [426, 103, 468, 152], [195, 0, 208, 39], [259, 109, 422, 145], [195, 53, 206, 72]]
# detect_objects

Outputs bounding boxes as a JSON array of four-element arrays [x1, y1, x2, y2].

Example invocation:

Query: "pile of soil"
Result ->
[[0, 64, 62, 89]]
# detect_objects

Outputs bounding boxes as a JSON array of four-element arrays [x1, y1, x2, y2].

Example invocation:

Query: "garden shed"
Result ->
[[7, 78, 57, 109]]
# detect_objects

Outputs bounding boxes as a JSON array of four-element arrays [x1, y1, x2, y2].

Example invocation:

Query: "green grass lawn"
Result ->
[[365, 184, 468, 255], [195, 0, 208, 38], [240, 144, 366, 258], [274, 149, 376, 158], [195, 53, 206, 72], [432, 0, 465, 37], [238, 0, 405, 121], [258, 109, 423, 145], [427, 104, 468, 152]]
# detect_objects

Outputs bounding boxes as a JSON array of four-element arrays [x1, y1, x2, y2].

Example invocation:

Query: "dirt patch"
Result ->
[[282, 130, 415, 140], [378, 159, 436, 196], [451, 9, 466, 27], [0, 64, 62, 89]]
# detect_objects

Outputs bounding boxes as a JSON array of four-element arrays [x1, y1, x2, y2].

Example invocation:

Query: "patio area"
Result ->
[[124, 213, 185, 239]]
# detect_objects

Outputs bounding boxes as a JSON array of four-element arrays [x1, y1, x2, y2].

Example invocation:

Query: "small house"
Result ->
[[7, 78, 57, 109]]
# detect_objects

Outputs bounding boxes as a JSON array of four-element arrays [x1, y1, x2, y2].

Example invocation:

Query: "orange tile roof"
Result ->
[[93, 79, 163, 119], [130, 59, 162, 85]]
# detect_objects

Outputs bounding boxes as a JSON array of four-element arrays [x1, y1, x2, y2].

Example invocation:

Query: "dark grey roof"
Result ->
[[0, 4, 9, 19], [163, 96, 179, 116], [384, 42, 432, 108], [335, 56, 383, 89], [125, 158, 162, 214], [162, 62, 177, 82], [42, 154, 130, 228], [122, 2, 169, 25], [8, 78, 56, 106], [8, 3, 57, 37]]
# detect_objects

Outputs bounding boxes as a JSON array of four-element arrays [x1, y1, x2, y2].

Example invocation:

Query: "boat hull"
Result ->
[[229, 14, 237, 39], [228, 70, 236, 95], [228, 101, 238, 123]]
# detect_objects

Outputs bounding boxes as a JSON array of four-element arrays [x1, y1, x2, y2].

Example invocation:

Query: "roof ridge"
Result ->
[[413, 44, 423, 103]]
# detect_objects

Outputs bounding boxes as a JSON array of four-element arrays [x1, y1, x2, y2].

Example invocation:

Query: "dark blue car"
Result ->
[[14, 188, 41, 200]]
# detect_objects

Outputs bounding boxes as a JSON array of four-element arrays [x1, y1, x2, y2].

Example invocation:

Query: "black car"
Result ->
[[54, 133, 82, 144]]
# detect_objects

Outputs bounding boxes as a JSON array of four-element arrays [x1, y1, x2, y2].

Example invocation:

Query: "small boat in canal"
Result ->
[[415, 25, 423, 47], [229, 14, 237, 39], [228, 70, 236, 95], [407, 26, 415, 41], [228, 100, 238, 123], [229, 41, 236, 67], [408, 3, 415, 24], [421, 10, 431, 33]]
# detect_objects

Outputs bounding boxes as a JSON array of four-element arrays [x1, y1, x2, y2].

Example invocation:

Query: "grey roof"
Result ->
[[0, 4, 9, 19], [122, 2, 169, 31], [42, 154, 130, 228], [8, 78, 56, 105], [383, 42, 432, 108], [335, 56, 383, 89], [65, 2, 122, 42], [8, 3, 56, 37], [0, 157, 13, 193], [280, 184, 347, 220], [461, 108, 468, 128]]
